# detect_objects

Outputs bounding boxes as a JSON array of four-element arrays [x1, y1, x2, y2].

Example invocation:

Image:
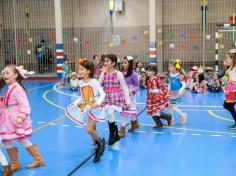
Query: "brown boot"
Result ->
[[118, 126, 126, 138], [3, 165, 13, 176], [26, 145, 45, 168], [152, 116, 163, 128], [6, 147, 21, 171], [128, 120, 139, 132], [160, 113, 172, 126]]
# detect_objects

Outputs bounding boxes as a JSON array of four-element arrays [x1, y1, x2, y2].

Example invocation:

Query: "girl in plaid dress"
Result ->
[[223, 49, 236, 129], [146, 65, 172, 128], [99, 54, 130, 145]]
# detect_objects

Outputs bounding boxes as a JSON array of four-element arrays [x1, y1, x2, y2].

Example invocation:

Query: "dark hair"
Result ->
[[136, 61, 142, 68], [146, 65, 157, 74], [5, 65, 26, 92], [0, 75, 5, 89], [63, 58, 69, 62], [198, 73, 205, 83], [105, 54, 118, 67], [123, 56, 134, 77], [101, 54, 106, 62], [93, 55, 98, 59], [228, 53, 236, 70], [79, 60, 94, 78]]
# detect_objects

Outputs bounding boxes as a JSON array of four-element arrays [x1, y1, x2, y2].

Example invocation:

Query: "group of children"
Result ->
[[64, 54, 189, 164], [0, 49, 235, 174]]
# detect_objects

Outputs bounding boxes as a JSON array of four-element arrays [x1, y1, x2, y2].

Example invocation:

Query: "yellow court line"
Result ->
[[43, 89, 65, 110], [208, 110, 233, 122], [33, 115, 66, 133]]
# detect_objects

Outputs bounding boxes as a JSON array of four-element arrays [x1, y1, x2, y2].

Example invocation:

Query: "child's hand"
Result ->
[[16, 117, 23, 124], [90, 102, 99, 109]]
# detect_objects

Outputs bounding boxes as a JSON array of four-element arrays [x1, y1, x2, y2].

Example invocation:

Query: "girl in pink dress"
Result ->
[[0, 65, 45, 172], [0, 75, 12, 176], [223, 50, 236, 129], [99, 54, 130, 145]]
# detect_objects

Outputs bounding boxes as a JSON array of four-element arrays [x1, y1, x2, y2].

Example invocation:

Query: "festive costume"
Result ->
[[168, 73, 187, 125], [146, 76, 172, 127], [119, 71, 139, 137], [223, 67, 236, 129], [225, 68, 236, 102], [0, 83, 32, 141], [99, 70, 130, 145], [66, 79, 106, 124], [0, 82, 44, 171]]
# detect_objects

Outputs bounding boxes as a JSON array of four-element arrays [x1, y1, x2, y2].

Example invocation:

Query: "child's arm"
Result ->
[[131, 73, 139, 93], [92, 79, 106, 108], [178, 74, 186, 95], [117, 71, 130, 105], [98, 71, 104, 85], [14, 87, 31, 123]]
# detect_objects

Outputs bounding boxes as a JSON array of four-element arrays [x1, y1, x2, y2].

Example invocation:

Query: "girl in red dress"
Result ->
[[146, 65, 172, 128]]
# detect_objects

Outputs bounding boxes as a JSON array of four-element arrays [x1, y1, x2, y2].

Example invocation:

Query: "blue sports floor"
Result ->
[[1, 80, 236, 176]]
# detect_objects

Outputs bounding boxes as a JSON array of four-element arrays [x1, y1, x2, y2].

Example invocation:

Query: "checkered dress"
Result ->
[[103, 72, 126, 107]]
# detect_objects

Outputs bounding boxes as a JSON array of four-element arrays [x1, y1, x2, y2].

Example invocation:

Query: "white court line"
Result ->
[[190, 134, 202, 136], [53, 83, 79, 98], [172, 133, 183, 135], [210, 134, 222, 137], [154, 131, 164, 134], [136, 130, 146, 133], [37, 121, 45, 124], [61, 124, 70, 127]]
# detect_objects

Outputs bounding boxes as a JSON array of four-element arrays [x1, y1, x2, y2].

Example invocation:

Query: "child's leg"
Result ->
[[223, 101, 236, 126], [106, 105, 120, 145], [118, 116, 127, 138], [0, 149, 12, 176], [87, 118, 105, 163], [18, 138, 45, 168], [172, 105, 187, 124], [86, 118, 99, 142], [168, 105, 175, 125], [4, 141, 21, 171], [128, 116, 139, 132], [0, 148, 8, 166]]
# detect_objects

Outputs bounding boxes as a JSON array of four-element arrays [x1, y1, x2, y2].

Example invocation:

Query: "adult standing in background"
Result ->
[[35, 40, 46, 73]]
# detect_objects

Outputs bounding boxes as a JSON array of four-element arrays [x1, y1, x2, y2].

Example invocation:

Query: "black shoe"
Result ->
[[93, 137, 106, 163], [108, 122, 120, 145], [93, 148, 100, 163], [228, 125, 236, 130], [152, 116, 163, 128], [98, 137, 105, 156]]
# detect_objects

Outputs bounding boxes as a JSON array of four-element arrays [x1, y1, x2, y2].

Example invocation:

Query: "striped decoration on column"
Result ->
[[149, 42, 157, 65], [56, 43, 64, 78], [215, 32, 219, 72]]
